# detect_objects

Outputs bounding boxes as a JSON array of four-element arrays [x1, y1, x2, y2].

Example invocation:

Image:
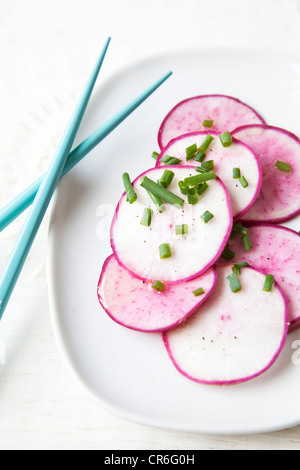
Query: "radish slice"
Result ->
[[110, 166, 232, 283], [163, 265, 288, 385], [97, 254, 217, 332], [232, 125, 300, 223], [158, 95, 265, 149], [218, 223, 300, 331], [156, 132, 262, 221]]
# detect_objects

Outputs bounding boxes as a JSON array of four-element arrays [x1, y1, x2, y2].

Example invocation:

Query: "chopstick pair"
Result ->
[[0, 38, 172, 319]]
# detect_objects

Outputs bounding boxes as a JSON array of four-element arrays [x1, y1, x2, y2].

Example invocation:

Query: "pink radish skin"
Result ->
[[232, 125, 300, 223], [163, 265, 288, 386], [110, 166, 233, 284], [156, 132, 262, 221], [218, 224, 300, 331], [158, 94, 265, 149], [97, 254, 217, 332]]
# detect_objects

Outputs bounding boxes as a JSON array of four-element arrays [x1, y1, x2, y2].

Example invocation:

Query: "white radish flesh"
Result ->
[[218, 223, 300, 331], [158, 94, 265, 149], [163, 265, 288, 385], [156, 132, 262, 220], [97, 254, 217, 332], [232, 124, 300, 223], [110, 166, 232, 283]]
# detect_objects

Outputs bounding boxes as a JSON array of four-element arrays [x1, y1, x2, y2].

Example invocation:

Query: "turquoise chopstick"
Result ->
[[0, 39, 110, 319], [0, 70, 172, 232]]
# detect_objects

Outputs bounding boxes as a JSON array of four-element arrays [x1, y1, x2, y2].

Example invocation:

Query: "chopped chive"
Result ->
[[184, 171, 217, 186], [201, 160, 214, 171], [232, 261, 249, 274], [193, 287, 205, 296], [175, 224, 188, 235], [222, 247, 236, 260], [227, 272, 241, 293], [198, 134, 214, 152], [177, 180, 188, 195], [122, 172, 137, 204], [152, 151, 159, 161], [194, 151, 206, 162], [202, 119, 213, 128], [161, 154, 182, 165], [219, 131, 232, 147], [178, 180, 188, 195], [197, 181, 209, 196], [159, 243, 171, 259], [152, 280, 164, 292], [185, 143, 198, 161], [239, 176, 249, 188], [263, 274, 274, 292], [232, 222, 248, 236], [200, 210, 214, 223], [196, 166, 210, 173], [146, 190, 166, 213], [233, 167, 241, 179], [242, 234, 252, 252], [140, 207, 153, 227], [158, 169, 175, 188], [187, 187, 198, 205], [140, 176, 184, 208], [275, 160, 291, 172]]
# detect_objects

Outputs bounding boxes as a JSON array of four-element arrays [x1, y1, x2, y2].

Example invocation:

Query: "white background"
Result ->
[[0, 0, 300, 450]]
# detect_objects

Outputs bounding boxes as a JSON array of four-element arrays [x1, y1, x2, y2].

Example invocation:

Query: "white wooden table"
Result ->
[[0, 0, 300, 450]]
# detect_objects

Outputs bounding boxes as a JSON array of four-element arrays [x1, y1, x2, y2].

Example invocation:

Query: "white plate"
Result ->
[[47, 48, 300, 434]]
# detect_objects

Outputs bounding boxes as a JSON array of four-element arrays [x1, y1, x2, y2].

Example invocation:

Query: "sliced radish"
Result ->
[[163, 264, 288, 385], [97, 254, 217, 332], [158, 95, 265, 149], [218, 223, 300, 331], [232, 124, 300, 223], [156, 131, 262, 221], [110, 166, 232, 283]]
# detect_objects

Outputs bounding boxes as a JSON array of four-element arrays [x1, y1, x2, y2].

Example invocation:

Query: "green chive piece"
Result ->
[[222, 247, 236, 260], [161, 155, 182, 165], [242, 234, 252, 252], [178, 180, 188, 195], [239, 176, 249, 188], [232, 222, 248, 236], [219, 131, 232, 147], [140, 176, 184, 208], [140, 207, 153, 227], [146, 190, 166, 213], [159, 243, 171, 259], [197, 181, 209, 196], [275, 160, 291, 172], [152, 151, 159, 161], [158, 169, 175, 188], [193, 287, 205, 296], [201, 160, 214, 171], [175, 224, 188, 235], [232, 261, 249, 274], [233, 167, 241, 179], [198, 134, 214, 152], [185, 143, 198, 161], [196, 166, 210, 174], [200, 210, 214, 223], [187, 187, 198, 205], [194, 151, 206, 162], [227, 272, 241, 293], [263, 274, 274, 292], [184, 171, 217, 187], [202, 119, 213, 128], [152, 280, 164, 292], [122, 172, 137, 204]]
